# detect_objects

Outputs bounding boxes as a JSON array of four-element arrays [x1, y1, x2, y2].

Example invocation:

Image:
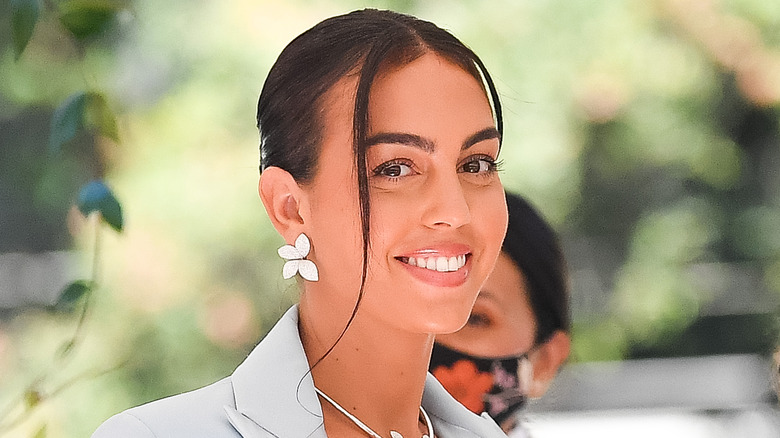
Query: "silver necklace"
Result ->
[[314, 386, 434, 438]]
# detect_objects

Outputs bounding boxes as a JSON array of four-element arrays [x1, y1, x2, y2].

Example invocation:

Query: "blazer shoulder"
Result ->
[[92, 411, 157, 438], [93, 377, 239, 437]]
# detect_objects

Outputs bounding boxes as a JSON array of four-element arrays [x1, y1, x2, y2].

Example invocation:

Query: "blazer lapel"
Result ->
[[228, 306, 327, 438], [225, 305, 504, 437]]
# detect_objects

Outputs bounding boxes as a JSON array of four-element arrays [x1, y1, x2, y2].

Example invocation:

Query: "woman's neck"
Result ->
[[298, 294, 434, 438]]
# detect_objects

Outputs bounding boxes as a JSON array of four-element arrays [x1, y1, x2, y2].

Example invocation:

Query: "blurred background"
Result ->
[[1, 0, 779, 437]]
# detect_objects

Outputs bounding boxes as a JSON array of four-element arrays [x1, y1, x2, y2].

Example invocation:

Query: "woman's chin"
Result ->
[[417, 309, 473, 335]]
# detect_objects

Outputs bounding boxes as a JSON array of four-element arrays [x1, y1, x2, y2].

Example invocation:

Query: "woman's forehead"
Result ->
[[316, 53, 494, 157], [367, 55, 494, 134]]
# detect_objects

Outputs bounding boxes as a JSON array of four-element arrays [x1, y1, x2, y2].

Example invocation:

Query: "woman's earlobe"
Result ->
[[259, 166, 305, 237]]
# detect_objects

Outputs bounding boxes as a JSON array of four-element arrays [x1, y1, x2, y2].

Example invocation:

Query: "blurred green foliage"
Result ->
[[10, 0, 40, 58], [1, 0, 779, 436]]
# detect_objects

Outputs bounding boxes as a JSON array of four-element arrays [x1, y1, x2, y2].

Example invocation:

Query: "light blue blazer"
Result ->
[[93, 306, 507, 437]]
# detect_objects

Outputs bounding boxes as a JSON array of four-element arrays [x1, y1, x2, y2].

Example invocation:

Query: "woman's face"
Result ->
[[436, 251, 537, 357], [302, 53, 507, 335]]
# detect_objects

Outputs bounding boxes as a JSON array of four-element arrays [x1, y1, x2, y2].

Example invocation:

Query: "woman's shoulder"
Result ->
[[92, 377, 239, 438], [92, 306, 307, 438]]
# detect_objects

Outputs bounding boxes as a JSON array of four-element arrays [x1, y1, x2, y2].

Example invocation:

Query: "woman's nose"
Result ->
[[420, 172, 472, 229]]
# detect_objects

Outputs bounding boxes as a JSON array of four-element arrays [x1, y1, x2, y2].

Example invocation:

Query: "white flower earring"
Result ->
[[277, 233, 319, 282]]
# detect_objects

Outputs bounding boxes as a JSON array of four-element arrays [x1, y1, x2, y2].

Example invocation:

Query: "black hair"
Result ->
[[257, 9, 503, 354], [502, 192, 570, 344]]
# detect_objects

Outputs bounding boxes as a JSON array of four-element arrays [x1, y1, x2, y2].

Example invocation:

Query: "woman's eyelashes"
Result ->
[[466, 311, 492, 328], [459, 154, 501, 176], [373, 158, 416, 180], [371, 154, 501, 183]]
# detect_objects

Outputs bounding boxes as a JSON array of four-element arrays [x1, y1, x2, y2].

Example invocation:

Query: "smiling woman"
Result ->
[[93, 9, 509, 438]]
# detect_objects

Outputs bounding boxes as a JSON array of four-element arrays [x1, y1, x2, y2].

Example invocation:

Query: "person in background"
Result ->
[[430, 192, 571, 435]]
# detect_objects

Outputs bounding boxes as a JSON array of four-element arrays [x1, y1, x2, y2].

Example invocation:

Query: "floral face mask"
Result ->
[[429, 342, 533, 426]]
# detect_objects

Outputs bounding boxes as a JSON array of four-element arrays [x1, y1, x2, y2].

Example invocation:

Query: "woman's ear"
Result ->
[[528, 330, 570, 398], [258, 166, 306, 240]]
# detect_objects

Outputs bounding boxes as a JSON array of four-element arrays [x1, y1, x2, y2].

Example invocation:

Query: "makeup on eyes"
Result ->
[[467, 297, 501, 329], [457, 154, 500, 174], [466, 311, 493, 328], [372, 158, 416, 178]]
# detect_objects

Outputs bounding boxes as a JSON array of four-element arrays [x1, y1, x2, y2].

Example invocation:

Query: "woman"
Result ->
[[94, 9, 510, 438], [430, 192, 571, 435]]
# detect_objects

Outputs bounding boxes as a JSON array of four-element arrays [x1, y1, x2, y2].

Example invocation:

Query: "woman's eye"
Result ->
[[374, 161, 413, 178], [460, 156, 498, 174], [466, 312, 491, 328]]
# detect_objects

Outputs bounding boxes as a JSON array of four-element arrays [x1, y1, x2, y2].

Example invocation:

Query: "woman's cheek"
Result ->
[[477, 185, 508, 271]]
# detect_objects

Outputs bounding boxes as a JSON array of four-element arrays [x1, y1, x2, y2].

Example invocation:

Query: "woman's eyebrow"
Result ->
[[463, 127, 501, 150], [366, 127, 500, 152], [365, 133, 435, 152]]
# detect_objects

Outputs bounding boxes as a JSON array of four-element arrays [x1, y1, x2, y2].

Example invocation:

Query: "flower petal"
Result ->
[[294, 233, 311, 257], [282, 260, 300, 279], [278, 245, 302, 260], [298, 260, 318, 282]]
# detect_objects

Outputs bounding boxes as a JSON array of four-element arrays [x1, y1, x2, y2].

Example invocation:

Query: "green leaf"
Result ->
[[49, 91, 118, 154], [77, 180, 124, 232], [85, 93, 119, 142], [58, 0, 120, 40], [11, 0, 41, 60], [55, 280, 92, 312], [49, 92, 88, 155]]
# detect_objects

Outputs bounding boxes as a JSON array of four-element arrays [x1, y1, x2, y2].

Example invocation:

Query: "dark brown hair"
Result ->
[[502, 192, 571, 344]]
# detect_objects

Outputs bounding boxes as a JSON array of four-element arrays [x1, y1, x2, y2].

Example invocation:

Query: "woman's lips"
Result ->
[[395, 245, 472, 287], [397, 254, 467, 272]]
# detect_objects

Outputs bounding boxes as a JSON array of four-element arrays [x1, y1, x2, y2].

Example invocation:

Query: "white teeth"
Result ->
[[404, 255, 467, 272]]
